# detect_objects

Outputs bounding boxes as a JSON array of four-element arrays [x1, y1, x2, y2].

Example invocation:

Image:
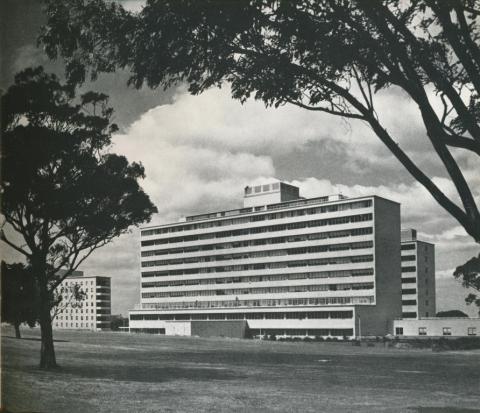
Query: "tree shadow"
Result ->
[[3, 336, 69, 343], [410, 408, 480, 413], [55, 363, 244, 383]]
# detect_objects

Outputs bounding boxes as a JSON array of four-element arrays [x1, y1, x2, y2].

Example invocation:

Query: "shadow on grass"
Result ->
[[3, 336, 69, 343], [410, 408, 480, 412], [21, 364, 245, 384]]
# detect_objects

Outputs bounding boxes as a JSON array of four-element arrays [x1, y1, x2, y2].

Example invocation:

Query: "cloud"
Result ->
[[88, 87, 479, 315]]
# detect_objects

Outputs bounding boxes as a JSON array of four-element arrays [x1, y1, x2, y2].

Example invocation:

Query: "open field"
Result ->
[[2, 327, 480, 413]]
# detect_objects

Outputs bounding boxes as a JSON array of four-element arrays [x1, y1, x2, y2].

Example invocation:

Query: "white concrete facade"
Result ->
[[53, 272, 111, 331], [130, 182, 402, 338], [400, 229, 436, 319], [393, 317, 480, 337]]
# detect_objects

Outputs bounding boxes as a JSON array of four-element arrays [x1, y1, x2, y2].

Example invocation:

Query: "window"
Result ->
[[468, 327, 477, 336], [418, 327, 427, 336], [395, 327, 404, 335], [442, 327, 452, 336]]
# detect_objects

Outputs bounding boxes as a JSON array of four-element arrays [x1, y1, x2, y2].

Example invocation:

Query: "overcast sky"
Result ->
[[1, 0, 479, 317]]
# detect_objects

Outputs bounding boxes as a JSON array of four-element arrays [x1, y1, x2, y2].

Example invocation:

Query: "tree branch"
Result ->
[[284, 98, 365, 120], [0, 230, 32, 258]]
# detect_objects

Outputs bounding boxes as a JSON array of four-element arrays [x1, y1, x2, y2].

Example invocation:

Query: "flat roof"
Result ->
[[141, 194, 399, 231]]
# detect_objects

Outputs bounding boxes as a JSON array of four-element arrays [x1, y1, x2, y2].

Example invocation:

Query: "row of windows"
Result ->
[[400, 244, 416, 251], [54, 322, 107, 328], [141, 296, 374, 310], [141, 283, 374, 299], [407, 327, 477, 336], [56, 315, 96, 321], [59, 308, 96, 314], [141, 214, 373, 248], [141, 227, 373, 252], [141, 255, 374, 276], [250, 328, 354, 337], [401, 255, 416, 262], [141, 201, 373, 237], [141, 254, 374, 271], [401, 266, 416, 273], [141, 268, 375, 288], [62, 280, 95, 286], [129, 327, 354, 337], [130, 310, 353, 321], [402, 288, 417, 295], [141, 241, 374, 267], [402, 300, 417, 305], [55, 322, 95, 328]]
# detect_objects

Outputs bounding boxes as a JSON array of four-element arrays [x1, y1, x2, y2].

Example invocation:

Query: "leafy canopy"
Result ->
[[1, 66, 158, 296], [39, 0, 480, 244], [1, 262, 38, 330]]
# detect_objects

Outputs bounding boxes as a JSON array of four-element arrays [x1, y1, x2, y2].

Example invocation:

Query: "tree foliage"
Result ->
[[454, 254, 480, 313], [436, 309, 469, 317], [40, 0, 480, 244], [0, 66, 158, 368], [1, 262, 39, 338], [50, 282, 87, 321]]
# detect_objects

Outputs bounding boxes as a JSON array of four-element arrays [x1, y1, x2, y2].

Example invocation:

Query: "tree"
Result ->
[[39, 0, 480, 307], [454, 254, 480, 314], [1, 262, 38, 339], [39, 0, 480, 242], [1, 67, 158, 369], [436, 309, 469, 317], [110, 314, 128, 331]]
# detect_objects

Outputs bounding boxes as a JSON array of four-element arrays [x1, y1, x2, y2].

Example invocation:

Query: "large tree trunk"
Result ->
[[14, 321, 21, 339], [39, 285, 57, 369]]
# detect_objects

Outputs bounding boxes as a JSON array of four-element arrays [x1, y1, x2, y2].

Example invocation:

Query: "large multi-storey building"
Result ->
[[129, 181, 402, 338], [53, 271, 112, 331], [400, 229, 436, 319]]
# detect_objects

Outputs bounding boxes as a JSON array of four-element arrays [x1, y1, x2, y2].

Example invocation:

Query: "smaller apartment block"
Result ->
[[53, 271, 112, 331], [401, 229, 436, 319]]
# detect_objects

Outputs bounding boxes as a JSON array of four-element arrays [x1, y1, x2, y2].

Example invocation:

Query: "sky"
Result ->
[[1, 0, 479, 317]]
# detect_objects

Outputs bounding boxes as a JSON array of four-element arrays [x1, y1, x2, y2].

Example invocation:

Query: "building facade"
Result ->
[[394, 317, 480, 337], [129, 181, 402, 338], [53, 271, 112, 331], [401, 229, 436, 319]]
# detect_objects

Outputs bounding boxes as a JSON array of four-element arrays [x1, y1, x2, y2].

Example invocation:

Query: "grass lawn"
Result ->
[[2, 326, 480, 413]]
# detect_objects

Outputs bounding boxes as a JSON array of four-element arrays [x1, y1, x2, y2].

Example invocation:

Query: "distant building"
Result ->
[[400, 229, 436, 319], [394, 317, 480, 337], [129, 181, 402, 338], [53, 271, 111, 331]]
